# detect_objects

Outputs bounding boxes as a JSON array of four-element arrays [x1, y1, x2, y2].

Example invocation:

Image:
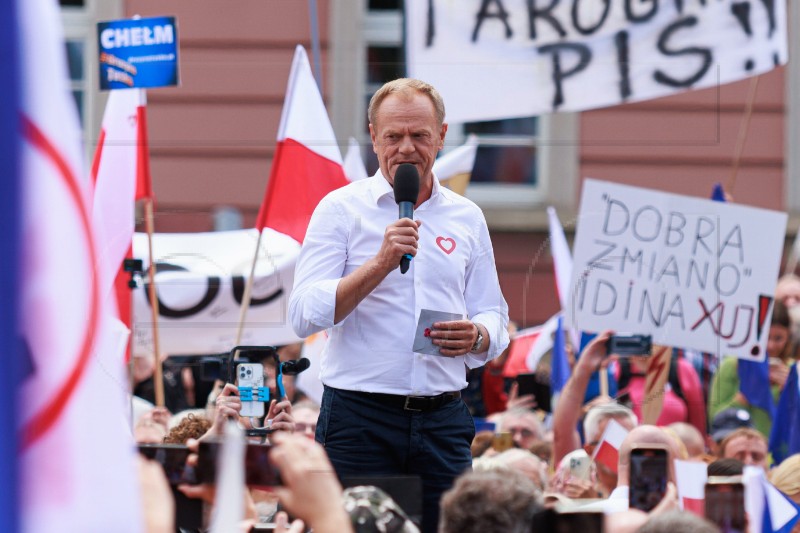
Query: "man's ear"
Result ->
[[369, 123, 378, 153], [439, 123, 448, 150]]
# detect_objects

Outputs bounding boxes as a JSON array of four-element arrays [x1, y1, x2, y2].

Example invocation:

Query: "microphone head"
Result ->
[[393, 164, 419, 205], [281, 358, 311, 375]]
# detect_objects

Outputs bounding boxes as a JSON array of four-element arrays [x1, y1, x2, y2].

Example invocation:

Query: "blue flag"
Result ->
[[711, 182, 727, 202], [770, 363, 800, 464], [551, 315, 570, 395], [1, 0, 20, 530], [738, 358, 776, 420]]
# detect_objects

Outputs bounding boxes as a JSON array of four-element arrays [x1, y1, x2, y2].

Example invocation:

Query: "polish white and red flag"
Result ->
[[591, 418, 629, 474], [255, 45, 348, 243], [547, 206, 581, 349], [674, 459, 707, 516], [503, 315, 559, 378], [18, 0, 142, 530], [90, 88, 153, 337]]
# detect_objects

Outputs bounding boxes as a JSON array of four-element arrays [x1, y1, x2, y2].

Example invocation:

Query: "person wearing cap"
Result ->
[[707, 407, 754, 455]]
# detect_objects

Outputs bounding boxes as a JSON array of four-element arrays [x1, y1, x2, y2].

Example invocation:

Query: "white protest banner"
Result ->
[[132, 228, 301, 357], [568, 179, 787, 361], [406, 1, 787, 122]]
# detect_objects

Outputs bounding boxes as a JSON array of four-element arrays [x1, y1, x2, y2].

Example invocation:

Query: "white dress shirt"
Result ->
[[289, 171, 510, 396]]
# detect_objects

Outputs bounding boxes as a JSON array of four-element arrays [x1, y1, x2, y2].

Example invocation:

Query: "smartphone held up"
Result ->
[[628, 445, 668, 512], [607, 334, 652, 357], [705, 476, 746, 533], [196, 439, 281, 488]]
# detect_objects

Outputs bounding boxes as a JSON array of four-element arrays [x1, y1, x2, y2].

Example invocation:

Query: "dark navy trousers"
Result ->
[[316, 385, 474, 533]]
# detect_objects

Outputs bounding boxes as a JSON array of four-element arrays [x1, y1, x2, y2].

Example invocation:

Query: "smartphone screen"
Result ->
[[515, 372, 552, 412], [705, 480, 746, 533], [138, 444, 193, 485], [552, 511, 603, 533], [195, 440, 220, 484], [245, 443, 281, 487], [196, 440, 281, 487], [533, 509, 603, 533], [628, 446, 668, 512]]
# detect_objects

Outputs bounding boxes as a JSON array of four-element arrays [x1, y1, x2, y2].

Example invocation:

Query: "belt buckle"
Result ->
[[403, 395, 426, 411]]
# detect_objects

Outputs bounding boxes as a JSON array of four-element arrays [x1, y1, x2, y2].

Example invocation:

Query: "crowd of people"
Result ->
[[129, 282, 800, 532], [128, 76, 800, 532]]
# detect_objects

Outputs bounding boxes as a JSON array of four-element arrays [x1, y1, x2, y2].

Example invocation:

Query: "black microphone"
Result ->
[[280, 358, 310, 376], [393, 163, 420, 275]]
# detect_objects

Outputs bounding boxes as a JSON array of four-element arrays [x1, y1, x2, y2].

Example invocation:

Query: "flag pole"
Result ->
[[726, 75, 760, 195], [234, 231, 264, 347], [139, 87, 164, 407], [235, 131, 286, 348], [307, 0, 323, 90], [144, 199, 164, 406]]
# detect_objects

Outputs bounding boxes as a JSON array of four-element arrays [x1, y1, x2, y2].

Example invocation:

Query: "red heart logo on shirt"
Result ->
[[436, 237, 456, 255]]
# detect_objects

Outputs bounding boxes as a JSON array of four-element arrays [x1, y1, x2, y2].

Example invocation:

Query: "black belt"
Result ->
[[363, 390, 461, 412]]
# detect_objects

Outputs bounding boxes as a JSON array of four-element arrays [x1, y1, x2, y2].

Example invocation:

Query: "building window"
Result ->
[[65, 39, 85, 126], [60, 0, 122, 164]]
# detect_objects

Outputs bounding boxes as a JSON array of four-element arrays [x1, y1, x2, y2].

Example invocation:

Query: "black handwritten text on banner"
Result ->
[[132, 229, 301, 357], [406, 1, 787, 122], [567, 179, 787, 361]]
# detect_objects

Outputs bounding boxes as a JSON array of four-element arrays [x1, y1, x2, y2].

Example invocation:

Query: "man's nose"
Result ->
[[398, 135, 415, 153]]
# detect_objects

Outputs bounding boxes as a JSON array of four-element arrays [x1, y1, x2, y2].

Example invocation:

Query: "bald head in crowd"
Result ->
[[617, 425, 680, 487], [668, 422, 705, 458]]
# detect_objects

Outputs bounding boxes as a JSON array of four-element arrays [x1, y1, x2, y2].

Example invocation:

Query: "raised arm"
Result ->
[[552, 330, 614, 466]]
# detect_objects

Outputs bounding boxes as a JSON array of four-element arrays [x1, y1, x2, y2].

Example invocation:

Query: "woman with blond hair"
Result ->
[[770, 454, 800, 507]]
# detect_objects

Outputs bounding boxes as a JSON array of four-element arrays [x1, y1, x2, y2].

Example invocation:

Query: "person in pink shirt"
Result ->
[[614, 354, 706, 436]]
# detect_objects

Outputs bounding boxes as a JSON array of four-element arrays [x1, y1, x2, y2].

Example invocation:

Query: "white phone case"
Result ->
[[569, 456, 591, 481], [237, 363, 265, 418]]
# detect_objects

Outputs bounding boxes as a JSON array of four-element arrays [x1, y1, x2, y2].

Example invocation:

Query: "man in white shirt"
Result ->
[[288, 78, 509, 533]]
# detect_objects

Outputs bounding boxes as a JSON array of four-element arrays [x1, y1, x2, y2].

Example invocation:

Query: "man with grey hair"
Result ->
[[289, 78, 509, 533], [497, 408, 546, 450], [582, 402, 638, 496]]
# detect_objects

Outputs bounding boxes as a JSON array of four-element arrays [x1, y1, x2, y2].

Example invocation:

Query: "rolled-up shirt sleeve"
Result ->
[[288, 196, 348, 338], [463, 211, 510, 369]]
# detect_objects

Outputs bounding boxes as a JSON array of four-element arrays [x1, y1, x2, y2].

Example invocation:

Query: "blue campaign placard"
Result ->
[[97, 16, 179, 90]]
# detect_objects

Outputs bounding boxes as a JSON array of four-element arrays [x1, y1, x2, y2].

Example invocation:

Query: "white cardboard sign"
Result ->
[[406, 1, 787, 122], [132, 228, 302, 357], [568, 179, 786, 361]]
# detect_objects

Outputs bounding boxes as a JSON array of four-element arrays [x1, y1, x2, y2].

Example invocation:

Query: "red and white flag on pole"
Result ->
[[591, 418, 629, 474], [18, 0, 142, 531], [674, 459, 707, 516], [502, 316, 559, 378], [91, 88, 151, 305], [255, 45, 348, 243], [547, 206, 581, 349]]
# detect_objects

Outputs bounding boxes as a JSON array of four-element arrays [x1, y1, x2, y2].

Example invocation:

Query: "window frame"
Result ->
[[60, 0, 123, 166]]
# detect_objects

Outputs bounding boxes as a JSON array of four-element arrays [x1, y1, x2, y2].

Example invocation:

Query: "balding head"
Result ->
[[618, 425, 679, 486], [667, 422, 705, 458]]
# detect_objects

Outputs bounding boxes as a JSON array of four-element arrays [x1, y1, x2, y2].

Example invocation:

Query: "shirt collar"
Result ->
[[368, 169, 443, 207]]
